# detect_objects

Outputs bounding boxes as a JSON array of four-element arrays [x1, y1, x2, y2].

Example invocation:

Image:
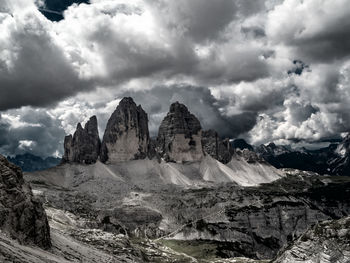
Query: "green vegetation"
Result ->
[[157, 239, 269, 263]]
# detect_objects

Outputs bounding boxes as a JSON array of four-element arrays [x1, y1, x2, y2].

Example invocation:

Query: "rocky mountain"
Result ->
[[201, 130, 233, 164], [232, 138, 254, 151], [255, 139, 350, 176], [62, 115, 101, 164], [18, 97, 344, 262], [255, 143, 329, 173], [0, 155, 51, 249], [7, 153, 61, 172], [273, 216, 350, 263], [100, 97, 150, 163], [157, 101, 204, 163], [329, 134, 350, 175]]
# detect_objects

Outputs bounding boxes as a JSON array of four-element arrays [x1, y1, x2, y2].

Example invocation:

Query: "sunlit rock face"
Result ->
[[0, 155, 51, 249], [157, 102, 204, 163], [100, 97, 150, 163], [63, 115, 101, 164]]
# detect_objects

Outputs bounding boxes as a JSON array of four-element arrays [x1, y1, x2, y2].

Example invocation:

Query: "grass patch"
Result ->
[[158, 239, 218, 261]]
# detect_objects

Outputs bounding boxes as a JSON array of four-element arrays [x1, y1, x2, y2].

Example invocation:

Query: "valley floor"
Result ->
[[1, 162, 349, 263]]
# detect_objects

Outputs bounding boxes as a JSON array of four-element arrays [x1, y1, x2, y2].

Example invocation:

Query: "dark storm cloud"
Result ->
[[0, 10, 93, 111], [267, 0, 350, 62], [241, 26, 266, 39], [0, 115, 10, 147], [0, 109, 65, 157], [287, 60, 309, 75], [147, 0, 238, 42], [1, 0, 350, 156], [121, 85, 258, 138], [288, 102, 319, 125]]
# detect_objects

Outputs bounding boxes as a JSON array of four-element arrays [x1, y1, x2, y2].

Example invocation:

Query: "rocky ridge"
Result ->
[[201, 129, 233, 164], [273, 216, 350, 263], [0, 154, 51, 249], [62, 115, 101, 164], [63, 98, 239, 165], [329, 133, 350, 175]]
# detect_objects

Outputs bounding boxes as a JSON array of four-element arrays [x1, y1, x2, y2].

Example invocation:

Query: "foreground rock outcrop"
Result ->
[[0, 155, 51, 248], [63, 116, 101, 164], [100, 97, 150, 163], [273, 216, 350, 263], [157, 102, 204, 162]]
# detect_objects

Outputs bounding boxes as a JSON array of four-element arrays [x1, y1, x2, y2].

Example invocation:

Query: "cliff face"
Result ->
[[157, 102, 204, 162], [156, 172, 350, 259], [273, 216, 350, 263], [201, 129, 233, 164], [100, 97, 150, 163], [0, 155, 51, 248], [63, 115, 101, 164]]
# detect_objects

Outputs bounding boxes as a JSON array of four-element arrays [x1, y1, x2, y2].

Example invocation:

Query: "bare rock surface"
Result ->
[[25, 164, 350, 261], [100, 97, 149, 163], [202, 130, 233, 164], [273, 216, 350, 263], [157, 102, 204, 163], [0, 155, 51, 249], [63, 116, 101, 164]]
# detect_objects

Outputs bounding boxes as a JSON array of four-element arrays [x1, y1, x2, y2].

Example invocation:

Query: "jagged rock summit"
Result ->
[[201, 129, 233, 164], [157, 101, 204, 162], [100, 97, 150, 163], [330, 133, 350, 175], [63, 115, 101, 164], [0, 155, 51, 248]]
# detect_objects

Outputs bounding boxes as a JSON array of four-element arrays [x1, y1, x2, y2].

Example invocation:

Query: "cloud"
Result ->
[[121, 84, 258, 138], [266, 0, 350, 62], [0, 4, 92, 111], [0, 108, 66, 157], [1, 0, 350, 156], [145, 0, 237, 43]]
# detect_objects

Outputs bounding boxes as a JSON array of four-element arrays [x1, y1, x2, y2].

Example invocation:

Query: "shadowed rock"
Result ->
[[0, 155, 51, 249], [63, 116, 101, 164], [157, 102, 204, 162], [201, 129, 233, 163], [100, 97, 149, 163]]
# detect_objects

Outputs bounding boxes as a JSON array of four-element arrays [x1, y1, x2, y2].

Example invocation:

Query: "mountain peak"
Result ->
[[100, 97, 149, 163], [157, 102, 203, 162], [63, 115, 101, 164]]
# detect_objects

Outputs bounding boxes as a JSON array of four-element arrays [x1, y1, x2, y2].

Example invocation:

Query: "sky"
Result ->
[[0, 0, 350, 157]]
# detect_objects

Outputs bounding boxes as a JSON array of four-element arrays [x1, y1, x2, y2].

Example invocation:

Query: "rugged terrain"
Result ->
[[273, 216, 350, 263], [23, 164, 350, 262], [254, 135, 350, 176], [1, 98, 349, 262]]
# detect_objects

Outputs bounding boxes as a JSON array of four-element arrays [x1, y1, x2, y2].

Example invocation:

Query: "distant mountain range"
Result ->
[[7, 153, 61, 172], [231, 135, 350, 176]]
